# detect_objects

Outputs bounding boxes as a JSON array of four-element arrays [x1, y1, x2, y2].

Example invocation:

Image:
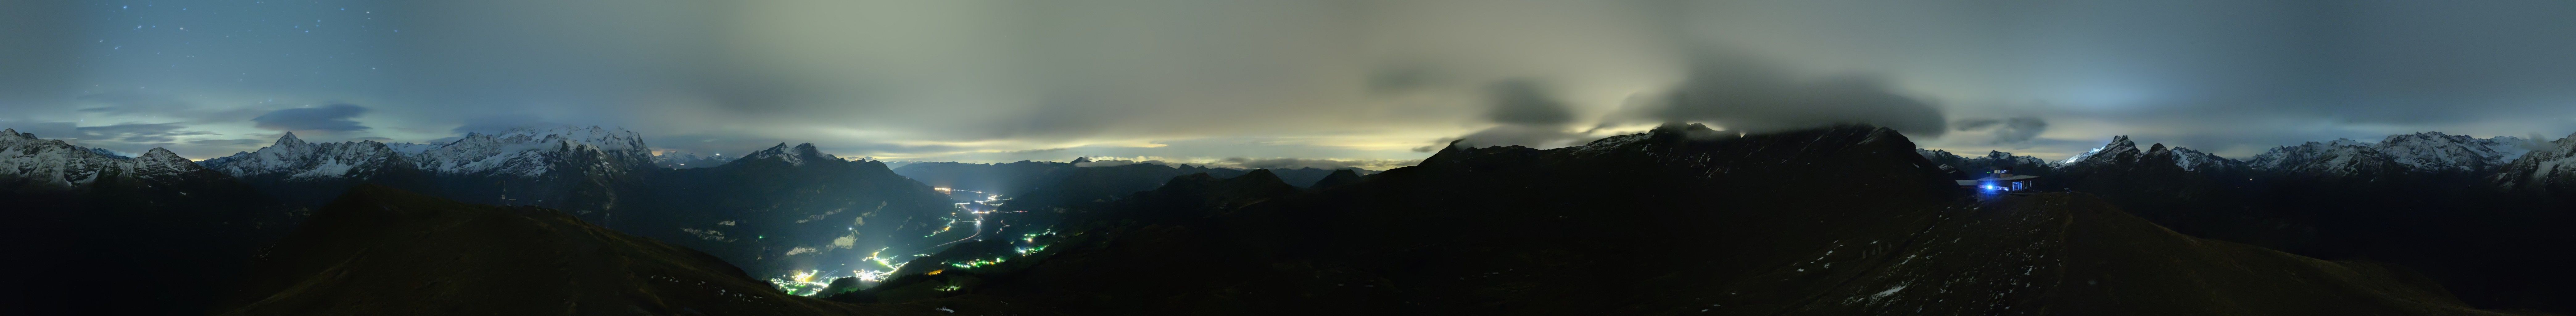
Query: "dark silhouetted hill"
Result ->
[[625, 143, 962, 284], [214, 185, 985, 316], [1, 129, 294, 315], [844, 124, 2537, 315]]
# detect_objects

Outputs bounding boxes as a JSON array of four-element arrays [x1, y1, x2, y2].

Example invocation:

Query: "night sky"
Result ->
[[6, 0, 2576, 168]]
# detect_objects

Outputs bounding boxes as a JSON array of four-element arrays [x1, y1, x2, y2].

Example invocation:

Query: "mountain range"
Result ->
[[197, 126, 656, 216], [831, 124, 2538, 315], [1922, 131, 2576, 311], [0, 129, 290, 315], [3, 125, 1404, 314], [9, 123, 2576, 314]]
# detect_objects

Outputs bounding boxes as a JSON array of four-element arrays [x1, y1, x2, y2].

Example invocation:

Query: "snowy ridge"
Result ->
[[2375, 132, 2528, 172], [2164, 147, 2235, 172], [0, 128, 212, 187], [2495, 132, 2576, 190], [738, 143, 835, 166], [201, 126, 656, 180], [199, 132, 411, 180], [415, 126, 653, 177], [2247, 139, 2380, 174], [2042, 136, 2239, 172], [2247, 132, 2530, 175], [2057, 136, 2140, 168]]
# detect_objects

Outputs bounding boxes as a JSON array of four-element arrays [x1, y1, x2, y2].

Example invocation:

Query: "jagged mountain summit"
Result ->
[[2164, 146, 2237, 171], [2044, 131, 2534, 178], [2053, 135, 2238, 172], [0, 128, 224, 189], [2247, 132, 2532, 176], [2495, 132, 2576, 193], [195, 126, 658, 210], [409, 125, 654, 177], [736, 142, 834, 166], [201, 126, 654, 180], [2057, 135, 2143, 167], [2245, 139, 2396, 177], [198, 133, 416, 181], [2380, 132, 2532, 172]]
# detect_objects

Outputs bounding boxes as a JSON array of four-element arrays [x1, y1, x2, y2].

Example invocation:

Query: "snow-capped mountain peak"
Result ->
[[2161, 146, 2235, 171], [202, 125, 656, 180], [463, 126, 650, 153], [2376, 132, 2528, 172], [2058, 135, 2139, 167], [1, 128, 215, 187], [2495, 132, 2576, 191], [2247, 138, 2385, 175], [200, 135, 407, 180], [2249, 132, 2534, 176], [404, 125, 655, 177], [129, 147, 205, 177], [2051, 135, 2242, 172], [740, 143, 836, 166], [274, 132, 308, 147]]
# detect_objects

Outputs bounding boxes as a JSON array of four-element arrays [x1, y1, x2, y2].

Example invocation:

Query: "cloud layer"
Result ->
[[1609, 52, 1949, 138], [1953, 116, 2049, 146]]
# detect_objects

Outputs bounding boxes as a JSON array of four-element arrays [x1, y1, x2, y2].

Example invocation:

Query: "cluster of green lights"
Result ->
[[766, 270, 831, 296], [947, 256, 1010, 269], [1021, 229, 1056, 243], [851, 247, 911, 282], [925, 217, 960, 238]]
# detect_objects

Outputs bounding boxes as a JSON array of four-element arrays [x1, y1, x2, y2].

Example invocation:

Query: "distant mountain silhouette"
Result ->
[[624, 143, 962, 285], [838, 124, 2525, 315], [2012, 134, 2576, 311], [1310, 168, 1364, 188]]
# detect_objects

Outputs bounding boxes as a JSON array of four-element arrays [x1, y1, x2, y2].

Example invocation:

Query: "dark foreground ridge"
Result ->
[[212, 185, 971, 315], [846, 124, 2546, 315]]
